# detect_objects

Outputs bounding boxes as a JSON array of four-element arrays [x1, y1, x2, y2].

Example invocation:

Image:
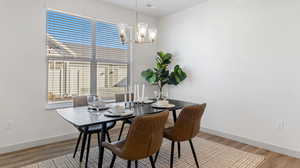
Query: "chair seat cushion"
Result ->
[[164, 126, 193, 142], [79, 121, 116, 133], [103, 140, 126, 157]]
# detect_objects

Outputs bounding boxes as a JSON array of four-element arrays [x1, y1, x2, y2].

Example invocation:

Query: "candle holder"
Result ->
[[133, 83, 145, 105]]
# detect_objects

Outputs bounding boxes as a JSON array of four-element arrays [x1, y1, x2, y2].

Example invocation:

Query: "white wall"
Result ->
[[0, 0, 157, 153], [159, 0, 300, 156]]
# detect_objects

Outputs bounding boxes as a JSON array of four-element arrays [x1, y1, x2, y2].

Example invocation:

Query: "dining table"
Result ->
[[57, 99, 199, 168]]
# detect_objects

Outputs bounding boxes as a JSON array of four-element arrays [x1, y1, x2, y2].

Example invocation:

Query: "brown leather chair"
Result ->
[[156, 104, 206, 168], [72, 96, 116, 168], [115, 93, 134, 140], [103, 111, 169, 168]]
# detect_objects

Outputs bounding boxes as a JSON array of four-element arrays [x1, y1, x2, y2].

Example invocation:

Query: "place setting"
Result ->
[[104, 104, 134, 117], [87, 95, 134, 117], [87, 96, 109, 111], [151, 99, 175, 109], [150, 90, 175, 109]]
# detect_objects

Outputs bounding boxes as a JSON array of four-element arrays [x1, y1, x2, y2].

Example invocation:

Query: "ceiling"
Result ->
[[101, 0, 207, 17]]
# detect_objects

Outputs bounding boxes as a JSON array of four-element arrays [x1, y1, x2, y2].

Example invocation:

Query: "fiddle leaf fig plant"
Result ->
[[141, 51, 187, 99]]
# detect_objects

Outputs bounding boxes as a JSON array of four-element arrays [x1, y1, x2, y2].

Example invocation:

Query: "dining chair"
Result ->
[[155, 104, 206, 168], [103, 111, 169, 168], [115, 93, 134, 140], [72, 96, 116, 167]]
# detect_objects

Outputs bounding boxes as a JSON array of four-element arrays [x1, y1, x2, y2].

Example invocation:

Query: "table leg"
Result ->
[[80, 127, 88, 163], [172, 110, 177, 122], [98, 122, 107, 168], [172, 110, 181, 158]]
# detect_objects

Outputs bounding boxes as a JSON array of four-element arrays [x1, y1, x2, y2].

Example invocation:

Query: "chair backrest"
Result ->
[[115, 93, 134, 102], [73, 96, 88, 107], [172, 104, 206, 141], [121, 111, 169, 160]]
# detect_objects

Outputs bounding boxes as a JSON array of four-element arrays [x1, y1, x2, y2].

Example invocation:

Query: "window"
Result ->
[[47, 10, 129, 104]]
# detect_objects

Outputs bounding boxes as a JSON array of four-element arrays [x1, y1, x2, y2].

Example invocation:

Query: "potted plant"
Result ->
[[141, 51, 187, 100]]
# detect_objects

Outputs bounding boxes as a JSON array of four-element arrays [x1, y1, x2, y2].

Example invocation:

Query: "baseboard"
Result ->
[[2, 127, 300, 159], [0, 133, 78, 155], [0, 124, 125, 155], [201, 127, 300, 159]]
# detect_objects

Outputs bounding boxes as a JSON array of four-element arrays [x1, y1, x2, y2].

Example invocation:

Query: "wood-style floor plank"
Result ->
[[1, 126, 300, 168]]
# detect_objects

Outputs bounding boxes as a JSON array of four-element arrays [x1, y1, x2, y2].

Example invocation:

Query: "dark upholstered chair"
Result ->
[[155, 104, 206, 168], [115, 93, 134, 140], [103, 111, 169, 168], [72, 96, 116, 167]]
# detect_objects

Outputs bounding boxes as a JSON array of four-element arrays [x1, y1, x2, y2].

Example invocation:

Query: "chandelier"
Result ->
[[118, 0, 157, 45]]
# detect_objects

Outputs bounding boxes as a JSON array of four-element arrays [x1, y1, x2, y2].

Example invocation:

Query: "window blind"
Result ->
[[96, 22, 128, 63], [97, 63, 128, 100], [47, 10, 129, 103], [47, 11, 93, 60]]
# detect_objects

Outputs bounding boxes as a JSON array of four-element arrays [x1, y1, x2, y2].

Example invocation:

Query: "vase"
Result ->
[[158, 86, 164, 100]]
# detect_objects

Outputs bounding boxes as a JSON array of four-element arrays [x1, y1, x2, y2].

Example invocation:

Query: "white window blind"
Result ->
[[47, 10, 129, 104]]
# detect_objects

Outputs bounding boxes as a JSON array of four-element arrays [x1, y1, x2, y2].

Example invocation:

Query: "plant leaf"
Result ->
[[168, 65, 187, 85], [142, 52, 186, 86]]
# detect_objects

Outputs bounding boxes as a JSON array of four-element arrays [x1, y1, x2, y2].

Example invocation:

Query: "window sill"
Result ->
[[46, 102, 73, 110], [46, 99, 116, 110]]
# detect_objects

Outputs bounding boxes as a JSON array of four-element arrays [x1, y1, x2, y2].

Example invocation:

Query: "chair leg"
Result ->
[[170, 141, 175, 168], [149, 156, 156, 168], [107, 131, 112, 143], [110, 154, 116, 168], [127, 160, 131, 168], [154, 149, 160, 163], [97, 132, 103, 159], [80, 129, 88, 162], [135, 160, 138, 168], [189, 139, 199, 168], [97, 132, 101, 148], [172, 110, 181, 159], [118, 121, 126, 140], [177, 142, 181, 158], [98, 123, 107, 168], [85, 134, 91, 168], [73, 132, 82, 158]]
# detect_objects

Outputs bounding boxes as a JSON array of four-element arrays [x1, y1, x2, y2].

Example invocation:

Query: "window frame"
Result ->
[[46, 9, 132, 109]]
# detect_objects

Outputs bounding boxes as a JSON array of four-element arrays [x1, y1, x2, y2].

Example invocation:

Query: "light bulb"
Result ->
[[148, 28, 157, 42], [137, 23, 148, 39], [118, 23, 128, 44], [136, 32, 143, 43]]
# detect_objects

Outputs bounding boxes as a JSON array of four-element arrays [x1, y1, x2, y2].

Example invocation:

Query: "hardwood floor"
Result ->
[[1, 126, 300, 168]]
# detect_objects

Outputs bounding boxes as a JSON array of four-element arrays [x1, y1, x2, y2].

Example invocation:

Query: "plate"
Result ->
[[88, 106, 109, 111], [151, 103, 175, 109], [104, 109, 134, 117], [143, 99, 155, 104]]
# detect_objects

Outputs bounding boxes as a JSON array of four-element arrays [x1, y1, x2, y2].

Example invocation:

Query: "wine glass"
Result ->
[[87, 95, 93, 106], [87, 95, 97, 106], [164, 90, 169, 100]]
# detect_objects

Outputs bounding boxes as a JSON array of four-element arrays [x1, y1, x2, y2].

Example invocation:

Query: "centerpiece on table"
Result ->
[[141, 51, 187, 103]]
